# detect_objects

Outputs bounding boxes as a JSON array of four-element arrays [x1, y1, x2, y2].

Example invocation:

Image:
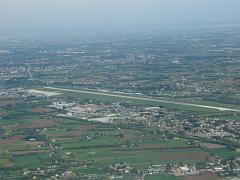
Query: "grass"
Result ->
[[0, 118, 18, 126], [12, 153, 49, 168], [200, 143, 225, 149], [210, 148, 239, 159], [138, 139, 189, 148], [145, 174, 179, 180], [68, 148, 207, 170], [0, 158, 12, 168]]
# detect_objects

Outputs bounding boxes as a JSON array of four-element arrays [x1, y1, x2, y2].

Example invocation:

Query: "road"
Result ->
[[44, 87, 240, 112], [27, 65, 33, 79]]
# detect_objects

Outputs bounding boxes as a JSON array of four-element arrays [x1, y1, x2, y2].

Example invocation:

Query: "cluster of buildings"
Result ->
[[0, 66, 27, 81], [184, 117, 238, 141], [146, 160, 238, 178], [147, 164, 199, 177], [24, 168, 77, 179], [49, 100, 148, 124], [109, 163, 135, 175], [172, 165, 199, 176]]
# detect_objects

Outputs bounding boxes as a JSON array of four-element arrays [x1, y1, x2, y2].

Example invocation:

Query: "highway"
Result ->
[[44, 87, 240, 112]]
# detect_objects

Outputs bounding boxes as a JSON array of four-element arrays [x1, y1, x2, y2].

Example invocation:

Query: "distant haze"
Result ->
[[1, 0, 240, 38]]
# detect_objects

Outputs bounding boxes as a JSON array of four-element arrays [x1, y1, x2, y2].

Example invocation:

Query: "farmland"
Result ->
[[0, 93, 238, 179]]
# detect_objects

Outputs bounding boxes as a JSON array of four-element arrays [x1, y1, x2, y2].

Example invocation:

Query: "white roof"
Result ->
[[180, 167, 189, 171]]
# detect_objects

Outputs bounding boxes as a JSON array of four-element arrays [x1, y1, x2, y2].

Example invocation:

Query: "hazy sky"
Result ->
[[1, 0, 240, 38]]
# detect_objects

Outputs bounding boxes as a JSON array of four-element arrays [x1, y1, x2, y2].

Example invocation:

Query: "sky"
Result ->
[[1, 0, 240, 38]]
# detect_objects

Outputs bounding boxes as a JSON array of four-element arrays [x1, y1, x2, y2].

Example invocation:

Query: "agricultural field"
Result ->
[[0, 93, 237, 179]]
